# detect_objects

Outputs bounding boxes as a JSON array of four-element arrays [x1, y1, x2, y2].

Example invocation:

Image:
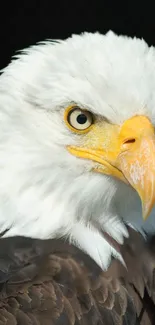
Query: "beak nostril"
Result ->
[[123, 138, 136, 145]]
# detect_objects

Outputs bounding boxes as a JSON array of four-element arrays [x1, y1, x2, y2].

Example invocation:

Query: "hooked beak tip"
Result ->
[[142, 199, 155, 221]]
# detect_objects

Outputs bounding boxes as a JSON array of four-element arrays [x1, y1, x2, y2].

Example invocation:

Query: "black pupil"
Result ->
[[77, 113, 87, 124]]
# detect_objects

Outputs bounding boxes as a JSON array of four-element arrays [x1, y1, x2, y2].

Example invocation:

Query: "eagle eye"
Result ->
[[64, 106, 94, 133]]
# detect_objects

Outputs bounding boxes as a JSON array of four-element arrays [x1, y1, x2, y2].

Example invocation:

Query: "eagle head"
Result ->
[[0, 31, 155, 269]]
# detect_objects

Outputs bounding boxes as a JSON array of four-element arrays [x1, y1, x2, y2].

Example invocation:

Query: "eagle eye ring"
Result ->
[[64, 106, 94, 133]]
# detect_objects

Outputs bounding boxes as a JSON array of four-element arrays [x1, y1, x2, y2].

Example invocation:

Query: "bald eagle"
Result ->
[[0, 31, 155, 324]]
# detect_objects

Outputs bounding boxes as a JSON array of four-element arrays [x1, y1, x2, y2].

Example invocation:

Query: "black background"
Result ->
[[0, 0, 155, 70]]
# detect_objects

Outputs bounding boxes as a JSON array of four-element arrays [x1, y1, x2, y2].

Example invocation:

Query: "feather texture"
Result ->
[[0, 227, 154, 325]]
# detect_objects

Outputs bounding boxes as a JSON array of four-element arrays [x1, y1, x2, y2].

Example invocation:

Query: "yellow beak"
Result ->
[[67, 115, 155, 220], [116, 116, 155, 219]]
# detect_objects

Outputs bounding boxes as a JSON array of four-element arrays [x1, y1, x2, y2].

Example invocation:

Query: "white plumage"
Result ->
[[0, 31, 155, 270]]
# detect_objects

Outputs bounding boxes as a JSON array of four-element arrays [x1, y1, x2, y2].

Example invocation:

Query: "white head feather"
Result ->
[[0, 31, 155, 269]]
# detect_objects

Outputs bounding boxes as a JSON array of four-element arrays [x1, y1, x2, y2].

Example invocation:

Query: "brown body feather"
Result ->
[[0, 227, 154, 324]]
